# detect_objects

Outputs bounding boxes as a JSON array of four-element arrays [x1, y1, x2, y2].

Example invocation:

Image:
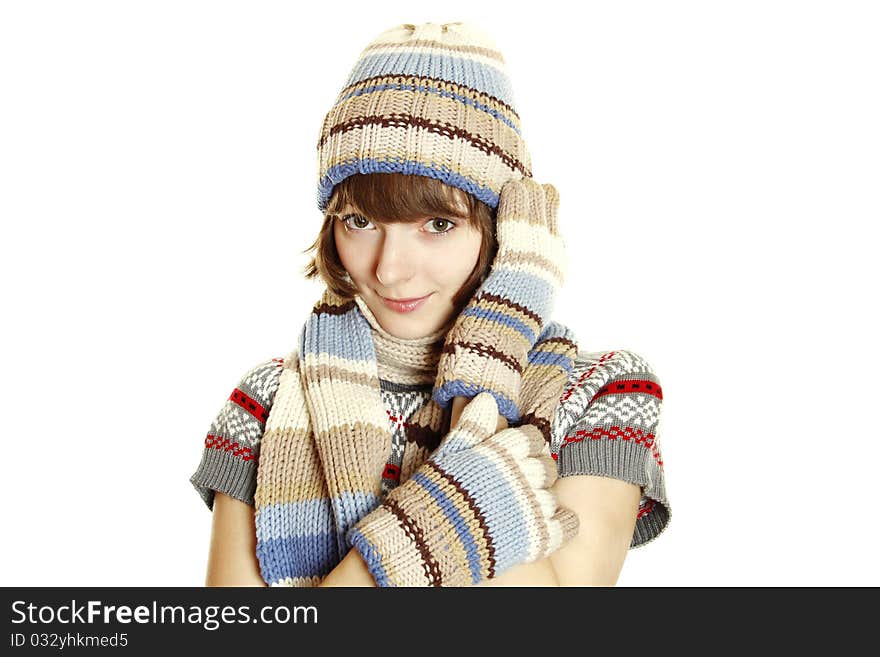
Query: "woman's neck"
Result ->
[[353, 294, 452, 387]]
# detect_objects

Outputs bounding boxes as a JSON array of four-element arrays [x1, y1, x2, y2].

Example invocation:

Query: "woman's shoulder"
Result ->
[[567, 348, 661, 399], [551, 348, 670, 549], [240, 355, 287, 385], [231, 355, 288, 418], [553, 348, 663, 438], [189, 354, 288, 511]]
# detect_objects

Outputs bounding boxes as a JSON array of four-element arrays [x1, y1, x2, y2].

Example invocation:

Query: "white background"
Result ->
[[2, 1, 877, 587]]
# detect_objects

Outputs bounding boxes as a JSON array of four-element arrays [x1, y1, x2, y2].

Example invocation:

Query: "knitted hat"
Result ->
[[315, 21, 533, 213]]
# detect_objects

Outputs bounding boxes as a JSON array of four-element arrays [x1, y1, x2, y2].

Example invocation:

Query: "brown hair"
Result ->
[[301, 172, 497, 310]]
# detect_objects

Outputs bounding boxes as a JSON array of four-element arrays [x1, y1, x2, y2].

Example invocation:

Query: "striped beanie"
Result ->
[[315, 21, 533, 213]]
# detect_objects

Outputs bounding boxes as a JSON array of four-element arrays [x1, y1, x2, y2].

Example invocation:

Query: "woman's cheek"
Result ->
[[452, 233, 483, 276], [436, 244, 480, 287], [334, 226, 362, 275]]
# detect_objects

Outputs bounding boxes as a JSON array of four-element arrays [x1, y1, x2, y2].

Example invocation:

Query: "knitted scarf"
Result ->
[[253, 287, 577, 587]]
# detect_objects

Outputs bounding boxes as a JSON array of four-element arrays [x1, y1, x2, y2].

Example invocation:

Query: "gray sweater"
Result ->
[[190, 348, 671, 549]]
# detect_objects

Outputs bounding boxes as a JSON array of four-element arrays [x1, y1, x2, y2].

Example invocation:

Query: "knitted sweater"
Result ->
[[190, 309, 672, 555]]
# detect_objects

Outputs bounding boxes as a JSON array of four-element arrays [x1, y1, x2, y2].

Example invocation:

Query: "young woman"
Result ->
[[190, 22, 671, 587]]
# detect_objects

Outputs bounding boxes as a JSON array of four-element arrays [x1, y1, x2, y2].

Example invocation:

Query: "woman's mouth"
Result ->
[[379, 292, 433, 314]]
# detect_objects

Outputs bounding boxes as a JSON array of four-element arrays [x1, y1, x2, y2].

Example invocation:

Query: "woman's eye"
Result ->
[[341, 214, 373, 230], [427, 218, 456, 235], [340, 213, 456, 236]]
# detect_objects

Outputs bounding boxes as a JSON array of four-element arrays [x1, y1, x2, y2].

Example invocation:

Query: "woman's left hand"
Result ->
[[432, 177, 567, 423]]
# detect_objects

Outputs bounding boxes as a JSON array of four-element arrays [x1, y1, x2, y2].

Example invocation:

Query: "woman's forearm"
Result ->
[[205, 492, 268, 587], [318, 549, 378, 587], [317, 399, 508, 588], [316, 479, 640, 588], [548, 475, 642, 586], [474, 556, 560, 586], [477, 476, 641, 587], [320, 547, 560, 588]]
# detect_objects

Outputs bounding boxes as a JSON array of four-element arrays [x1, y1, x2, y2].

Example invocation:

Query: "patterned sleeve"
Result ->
[[550, 349, 671, 548], [189, 357, 285, 511]]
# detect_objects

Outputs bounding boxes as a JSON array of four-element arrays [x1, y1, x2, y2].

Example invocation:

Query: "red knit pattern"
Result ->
[[637, 498, 655, 519], [203, 434, 256, 462], [561, 425, 663, 469], [229, 388, 269, 423], [595, 379, 663, 401], [382, 463, 402, 481], [560, 351, 617, 403]]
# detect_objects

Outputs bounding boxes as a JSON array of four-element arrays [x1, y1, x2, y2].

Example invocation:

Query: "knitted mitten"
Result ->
[[345, 392, 580, 587], [517, 320, 579, 443], [432, 177, 567, 423]]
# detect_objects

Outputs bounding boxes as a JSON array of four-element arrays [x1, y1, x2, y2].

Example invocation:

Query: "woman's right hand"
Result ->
[[450, 395, 507, 433], [346, 392, 579, 586]]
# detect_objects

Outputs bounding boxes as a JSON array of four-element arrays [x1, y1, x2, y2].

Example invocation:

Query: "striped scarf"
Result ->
[[253, 287, 577, 586]]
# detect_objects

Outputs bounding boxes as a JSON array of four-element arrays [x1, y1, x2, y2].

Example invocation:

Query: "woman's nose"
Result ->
[[375, 233, 415, 287]]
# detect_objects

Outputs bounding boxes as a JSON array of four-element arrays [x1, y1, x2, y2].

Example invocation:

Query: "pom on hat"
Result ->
[[315, 21, 532, 213]]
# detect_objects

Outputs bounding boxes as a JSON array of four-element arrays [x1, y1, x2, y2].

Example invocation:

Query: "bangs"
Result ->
[[303, 171, 497, 308], [325, 172, 476, 223]]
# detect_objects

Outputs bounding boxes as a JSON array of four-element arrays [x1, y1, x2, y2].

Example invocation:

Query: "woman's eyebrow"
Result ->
[[333, 206, 470, 220], [335, 205, 371, 217]]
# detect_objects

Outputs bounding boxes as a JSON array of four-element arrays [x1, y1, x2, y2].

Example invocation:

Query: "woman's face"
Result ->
[[334, 205, 483, 339]]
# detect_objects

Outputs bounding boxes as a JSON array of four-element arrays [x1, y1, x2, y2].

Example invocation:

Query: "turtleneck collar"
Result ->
[[353, 294, 454, 387]]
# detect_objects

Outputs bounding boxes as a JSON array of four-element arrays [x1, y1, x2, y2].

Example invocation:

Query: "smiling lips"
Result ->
[[379, 293, 432, 313]]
